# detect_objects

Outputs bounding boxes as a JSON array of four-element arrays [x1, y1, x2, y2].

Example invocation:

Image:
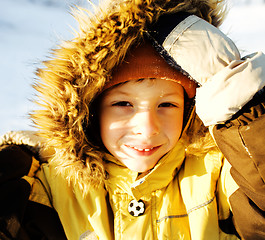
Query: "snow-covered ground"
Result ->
[[1, 0, 265, 135]]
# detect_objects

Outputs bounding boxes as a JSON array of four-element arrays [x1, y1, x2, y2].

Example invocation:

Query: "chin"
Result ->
[[126, 163, 155, 173]]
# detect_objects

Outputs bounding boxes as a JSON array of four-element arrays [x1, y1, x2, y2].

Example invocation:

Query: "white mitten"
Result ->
[[149, 14, 265, 126], [162, 15, 240, 85]]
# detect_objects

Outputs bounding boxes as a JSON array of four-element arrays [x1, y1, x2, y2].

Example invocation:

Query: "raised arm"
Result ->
[[148, 12, 265, 239]]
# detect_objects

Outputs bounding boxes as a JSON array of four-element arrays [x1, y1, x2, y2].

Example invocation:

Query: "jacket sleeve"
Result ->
[[0, 131, 67, 240], [212, 87, 265, 239]]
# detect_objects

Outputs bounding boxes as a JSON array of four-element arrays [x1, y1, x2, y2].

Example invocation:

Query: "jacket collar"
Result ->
[[104, 139, 186, 200]]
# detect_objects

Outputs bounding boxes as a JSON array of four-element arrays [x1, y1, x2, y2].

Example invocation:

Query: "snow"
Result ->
[[0, 0, 83, 135], [1, 0, 265, 135], [221, 0, 265, 56]]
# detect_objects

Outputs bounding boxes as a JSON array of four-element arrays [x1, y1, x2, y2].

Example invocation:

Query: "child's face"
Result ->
[[99, 78, 184, 172]]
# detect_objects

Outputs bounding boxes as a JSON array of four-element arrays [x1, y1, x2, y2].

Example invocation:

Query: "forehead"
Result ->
[[103, 78, 184, 98]]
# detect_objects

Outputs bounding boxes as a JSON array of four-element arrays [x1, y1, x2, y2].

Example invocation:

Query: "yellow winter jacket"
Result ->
[[29, 138, 239, 240], [17, 0, 239, 239]]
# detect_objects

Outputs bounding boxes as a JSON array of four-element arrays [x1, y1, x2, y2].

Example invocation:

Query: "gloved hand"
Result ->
[[0, 144, 33, 185], [148, 13, 265, 126], [0, 144, 67, 240], [0, 144, 33, 239]]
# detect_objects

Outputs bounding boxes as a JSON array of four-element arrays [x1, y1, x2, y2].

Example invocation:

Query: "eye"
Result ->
[[112, 101, 133, 107], [158, 102, 178, 108]]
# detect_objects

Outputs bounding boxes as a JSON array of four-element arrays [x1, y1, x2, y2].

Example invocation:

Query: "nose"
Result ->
[[131, 110, 160, 137]]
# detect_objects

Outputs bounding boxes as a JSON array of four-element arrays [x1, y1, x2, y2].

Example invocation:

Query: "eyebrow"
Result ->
[[103, 90, 130, 99], [103, 90, 132, 101], [110, 91, 183, 98], [114, 90, 130, 95], [105, 84, 184, 99], [160, 91, 184, 98]]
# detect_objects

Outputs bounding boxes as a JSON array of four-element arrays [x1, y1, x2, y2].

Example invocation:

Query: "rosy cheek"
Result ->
[[100, 117, 112, 143]]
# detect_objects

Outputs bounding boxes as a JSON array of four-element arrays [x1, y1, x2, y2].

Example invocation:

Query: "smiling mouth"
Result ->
[[125, 145, 161, 155]]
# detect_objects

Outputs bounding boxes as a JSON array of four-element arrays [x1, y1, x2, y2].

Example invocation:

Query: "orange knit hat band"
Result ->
[[104, 41, 197, 98]]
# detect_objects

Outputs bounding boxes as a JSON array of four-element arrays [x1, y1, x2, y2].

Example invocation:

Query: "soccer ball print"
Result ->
[[128, 199, 145, 217]]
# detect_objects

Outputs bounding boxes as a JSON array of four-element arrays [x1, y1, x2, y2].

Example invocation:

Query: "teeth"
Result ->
[[132, 146, 154, 152]]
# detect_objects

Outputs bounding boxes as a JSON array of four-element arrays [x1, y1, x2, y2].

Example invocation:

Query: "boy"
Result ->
[[1, 0, 265, 239]]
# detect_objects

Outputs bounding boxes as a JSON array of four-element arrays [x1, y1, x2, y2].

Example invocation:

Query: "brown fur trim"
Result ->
[[31, 0, 226, 195]]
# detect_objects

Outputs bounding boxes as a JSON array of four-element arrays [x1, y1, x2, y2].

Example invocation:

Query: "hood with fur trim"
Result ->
[[32, 0, 226, 195]]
